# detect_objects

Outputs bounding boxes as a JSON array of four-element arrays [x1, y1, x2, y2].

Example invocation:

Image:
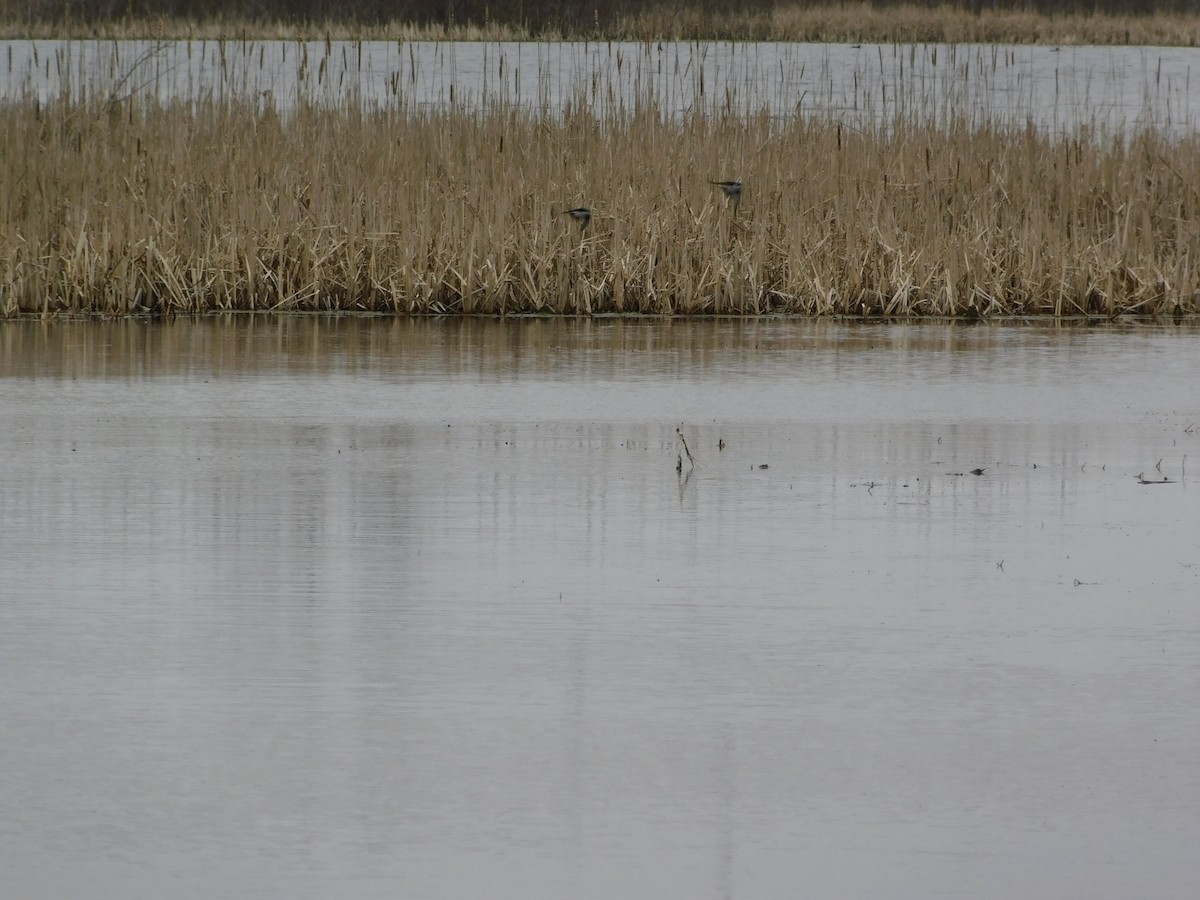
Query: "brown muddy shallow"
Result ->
[[2, 317, 1198, 899]]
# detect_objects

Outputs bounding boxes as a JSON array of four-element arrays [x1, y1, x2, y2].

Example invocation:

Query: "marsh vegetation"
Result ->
[[4, 84, 1199, 317], [4, 1, 1199, 319], [4, 1, 1200, 45]]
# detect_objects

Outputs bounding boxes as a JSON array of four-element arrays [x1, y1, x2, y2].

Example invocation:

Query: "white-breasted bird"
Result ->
[[711, 180, 742, 216], [563, 207, 592, 231]]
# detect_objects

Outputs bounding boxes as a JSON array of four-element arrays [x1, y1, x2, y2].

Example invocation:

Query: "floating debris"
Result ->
[[676, 426, 697, 471], [1137, 473, 1176, 484]]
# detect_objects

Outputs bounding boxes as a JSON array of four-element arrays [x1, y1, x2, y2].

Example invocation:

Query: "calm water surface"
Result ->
[[4, 40, 1199, 134], [1, 318, 1198, 899]]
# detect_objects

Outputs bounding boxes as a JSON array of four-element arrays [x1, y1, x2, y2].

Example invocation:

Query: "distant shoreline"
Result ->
[[3, 3, 1199, 48]]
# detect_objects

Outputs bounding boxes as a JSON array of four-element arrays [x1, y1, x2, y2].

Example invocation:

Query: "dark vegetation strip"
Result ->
[[4, 1, 1200, 45]]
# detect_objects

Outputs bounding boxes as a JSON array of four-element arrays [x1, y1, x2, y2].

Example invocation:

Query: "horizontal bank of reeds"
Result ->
[[3, 95, 1200, 318], [4, 3, 1200, 46]]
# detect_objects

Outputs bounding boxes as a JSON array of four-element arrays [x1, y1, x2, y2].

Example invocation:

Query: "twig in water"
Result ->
[[676, 426, 697, 470]]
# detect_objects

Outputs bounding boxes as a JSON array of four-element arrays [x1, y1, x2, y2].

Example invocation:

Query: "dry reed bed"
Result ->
[[632, 4, 1200, 47], [5, 4, 1200, 47], [3, 97, 1199, 317]]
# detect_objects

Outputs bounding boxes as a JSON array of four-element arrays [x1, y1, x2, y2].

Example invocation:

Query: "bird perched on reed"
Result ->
[[563, 207, 592, 231], [711, 180, 742, 216]]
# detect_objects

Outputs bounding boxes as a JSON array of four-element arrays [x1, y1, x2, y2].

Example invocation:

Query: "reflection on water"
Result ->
[[2, 318, 1198, 900]]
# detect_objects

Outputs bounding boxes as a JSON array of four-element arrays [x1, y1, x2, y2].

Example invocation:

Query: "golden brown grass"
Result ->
[[3, 4, 1200, 46], [3, 95, 1199, 318]]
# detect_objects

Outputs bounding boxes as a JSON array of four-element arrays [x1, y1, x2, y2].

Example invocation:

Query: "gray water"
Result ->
[[4, 39, 1199, 135], [1, 317, 1198, 899]]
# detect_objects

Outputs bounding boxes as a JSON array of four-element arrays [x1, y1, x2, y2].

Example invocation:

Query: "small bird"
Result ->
[[563, 207, 592, 231], [711, 180, 742, 216]]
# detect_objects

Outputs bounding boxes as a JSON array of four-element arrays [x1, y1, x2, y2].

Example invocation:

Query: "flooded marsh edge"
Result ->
[[4, 39, 1200, 318]]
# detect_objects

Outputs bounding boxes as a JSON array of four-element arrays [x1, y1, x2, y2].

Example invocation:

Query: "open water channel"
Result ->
[[1, 316, 1198, 898], [4, 39, 1200, 135]]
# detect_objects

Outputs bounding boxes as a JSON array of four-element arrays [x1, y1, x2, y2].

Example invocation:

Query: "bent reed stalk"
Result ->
[[3, 96, 1200, 318]]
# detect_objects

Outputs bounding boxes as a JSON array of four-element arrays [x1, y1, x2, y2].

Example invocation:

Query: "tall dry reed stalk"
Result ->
[[3, 95, 1199, 318]]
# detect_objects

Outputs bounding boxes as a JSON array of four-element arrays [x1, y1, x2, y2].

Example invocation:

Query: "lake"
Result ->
[[4, 39, 1199, 135], [1, 316, 1198, 899]]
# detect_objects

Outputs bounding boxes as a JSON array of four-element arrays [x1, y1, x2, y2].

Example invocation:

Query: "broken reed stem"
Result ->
[[3, 96, 1200, 318], [676, 427, 697, 470]]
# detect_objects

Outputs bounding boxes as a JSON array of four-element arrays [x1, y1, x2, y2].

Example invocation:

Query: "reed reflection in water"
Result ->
[[1, 317, 1198, 900]]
